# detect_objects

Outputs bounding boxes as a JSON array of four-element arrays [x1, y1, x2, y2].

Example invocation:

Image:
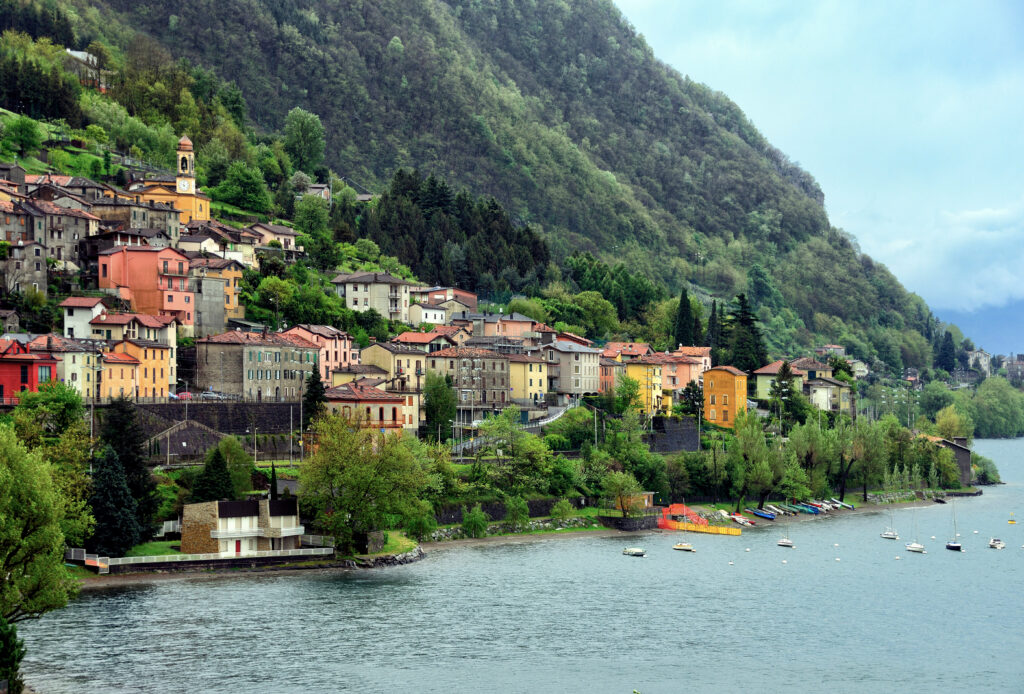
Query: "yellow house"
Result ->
[[345, 343, 424, 434], [507, 354, 547, 405], [135, 136, 211, 224], [100, 351, 139, 399], [703, 365, 747, 428], [752, 360, 805, 401], [624, 358, 664, 414], [112, 339, 171, 398]]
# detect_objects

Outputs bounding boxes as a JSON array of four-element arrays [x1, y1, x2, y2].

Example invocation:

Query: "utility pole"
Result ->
[[289, 406, 293, 464]]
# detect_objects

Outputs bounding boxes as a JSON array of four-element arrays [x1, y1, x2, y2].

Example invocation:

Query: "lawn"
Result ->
[[125, 541, 181, 558], [371, 531, 418, 556]]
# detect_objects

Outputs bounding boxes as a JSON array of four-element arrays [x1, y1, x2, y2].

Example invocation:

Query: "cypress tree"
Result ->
[[100, 397, 157, 535], [269, 462, 279, 501], [87, 446, 141, 557], [191, 448, 235, 503], [692, 311, 703, 346], [937, 331, 957, 372], [672, 286, 693, 348], [302, 369, 327, 428], [706, 299, 718, 348]]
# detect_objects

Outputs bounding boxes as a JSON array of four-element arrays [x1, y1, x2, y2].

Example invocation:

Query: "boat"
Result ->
[[933, 497, 947, 504], [795, 503, 820, 514], [673, 542, 695, 552], [831, 498, 855, 510], [1010, 513, 1017, 525], [746, 508, 776, 520], [778, 527, 795, 548], [945, 501, 963, 552], [906, 507, 926, 553], [881, 506, 899, 540], [989, 538, 1005, 550], [622, 547, 646, 557]]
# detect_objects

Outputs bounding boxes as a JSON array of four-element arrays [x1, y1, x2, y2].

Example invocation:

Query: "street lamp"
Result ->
[[246, 426, 258, 466]]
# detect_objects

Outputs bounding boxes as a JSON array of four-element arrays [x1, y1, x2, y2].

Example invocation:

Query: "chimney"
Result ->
[[47, 335, 53, 351]]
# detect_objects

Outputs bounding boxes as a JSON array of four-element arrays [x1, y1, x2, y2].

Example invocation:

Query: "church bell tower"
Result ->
[[176, 135, 195, 195]]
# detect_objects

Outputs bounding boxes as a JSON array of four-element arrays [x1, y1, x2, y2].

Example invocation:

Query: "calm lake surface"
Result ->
[[22, 438, 1024, 693]]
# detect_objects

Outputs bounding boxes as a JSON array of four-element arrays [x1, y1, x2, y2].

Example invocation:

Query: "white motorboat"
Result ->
[[989, 538, 1005, 550], [622, 547, 646, 557], [673, 542, 695, 552]]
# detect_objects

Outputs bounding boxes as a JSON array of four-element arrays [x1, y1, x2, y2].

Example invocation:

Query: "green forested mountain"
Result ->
[[51, 0, 937, 370]]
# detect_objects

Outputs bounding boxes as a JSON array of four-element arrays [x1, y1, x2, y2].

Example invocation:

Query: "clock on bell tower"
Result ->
[[176, 135, 195, 196]]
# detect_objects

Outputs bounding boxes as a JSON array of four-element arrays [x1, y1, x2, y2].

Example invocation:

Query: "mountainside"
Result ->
[[59, 0, 936, 370]]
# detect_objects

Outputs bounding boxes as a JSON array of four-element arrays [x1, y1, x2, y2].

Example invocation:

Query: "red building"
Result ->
[[0, 339, 59, 403]]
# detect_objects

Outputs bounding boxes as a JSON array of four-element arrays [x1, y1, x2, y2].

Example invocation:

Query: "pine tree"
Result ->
[[190, 448, 235, 503], [705, 299, 718, 348], [87, 446, 141, 557], [672, 286, 693, 348], [302, 369, 327, 428], [100, 397, 157, 535], [937, 331, 956, 372], [723, 294, 768, 374]]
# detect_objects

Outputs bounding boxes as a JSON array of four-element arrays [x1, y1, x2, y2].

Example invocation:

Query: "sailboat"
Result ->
[[880, 506, 899, 540], [673, 499, 696, 551], [945, 500, 963, 552], [1009, 513, 1016, 525], [905, 507, 926, 553], [777, 523, 795, 548]]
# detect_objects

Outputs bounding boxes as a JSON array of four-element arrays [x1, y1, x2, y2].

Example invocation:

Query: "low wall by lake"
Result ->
[[596, 515, 659, 531]]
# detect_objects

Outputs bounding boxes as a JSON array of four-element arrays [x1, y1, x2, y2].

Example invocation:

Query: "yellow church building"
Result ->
[[136, 136, 211, 225]]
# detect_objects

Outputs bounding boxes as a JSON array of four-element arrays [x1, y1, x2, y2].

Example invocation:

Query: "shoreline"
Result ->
[[73, 497, 945, 589]]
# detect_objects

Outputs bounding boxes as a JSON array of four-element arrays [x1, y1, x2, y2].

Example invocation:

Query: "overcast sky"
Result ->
[[613, 0, 1024, 352]]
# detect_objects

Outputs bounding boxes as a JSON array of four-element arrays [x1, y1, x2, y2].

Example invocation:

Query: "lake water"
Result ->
[[22, 439, 1024, 693]]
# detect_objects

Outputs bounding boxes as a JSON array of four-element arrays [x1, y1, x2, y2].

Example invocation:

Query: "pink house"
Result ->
[[98, 246, 195, 331], [282, 324, 355, 381]]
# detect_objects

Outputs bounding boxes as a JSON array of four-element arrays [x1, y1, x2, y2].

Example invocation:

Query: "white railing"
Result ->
[[300, 534, 336, 547], [106, 547, 333, 565]]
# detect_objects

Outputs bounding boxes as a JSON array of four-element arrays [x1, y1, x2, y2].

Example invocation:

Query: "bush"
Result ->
[[461, 503, 489, 538], [544, 434, 571, 451], [550, 498, 574, 521], [0, 616, 25, 694], [504, 496, 529, 531], [403, 500, 437, 541]]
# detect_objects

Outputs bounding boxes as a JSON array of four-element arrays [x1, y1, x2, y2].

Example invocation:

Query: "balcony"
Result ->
[[211, 526, 304, 539]]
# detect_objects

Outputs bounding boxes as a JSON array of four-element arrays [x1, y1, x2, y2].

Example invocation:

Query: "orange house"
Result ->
[[111, 339, 171, 398], [100, 351, 139, 399], [98, 246, 195, 333], [703, 365, 747, 428]]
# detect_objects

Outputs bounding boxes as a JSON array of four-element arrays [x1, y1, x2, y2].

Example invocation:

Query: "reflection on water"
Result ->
[[21, 439, 1024, 693]]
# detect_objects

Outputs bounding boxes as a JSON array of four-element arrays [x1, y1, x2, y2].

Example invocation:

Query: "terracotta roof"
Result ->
[[90, 313, 136, 325], [325, 382, 404, 402], [285, 324, 350, 340], [753, 359, 805, 376], [102, 351, 139, 364], [431, 325, 465, 336], [27, 334, 90, 353], [603, 342, 652, 358], [392, 331, 449, 345], [430, 347, 504, 359], [178, 135, 193, 151], [248, 222, 298, 237], [675, 346, 711, 358], [706, 365, 747, 376], [60, 296, 105, 308]]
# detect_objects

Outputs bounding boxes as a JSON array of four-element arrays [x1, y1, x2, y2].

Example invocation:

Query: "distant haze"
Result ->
[[614, 0, 1024, 345]]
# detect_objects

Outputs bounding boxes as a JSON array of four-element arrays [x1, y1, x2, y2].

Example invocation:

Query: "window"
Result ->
[[185, 295, 190, 304], [34, 248, 40, 256], [163, 260, 168, 273], [723, 409, 729, 422], [723, 395, 728, 405], [710, 394, 716, 405], [168, 295, 173, 302], [38, 366, 51, 383], [709, 409, 717, 421]]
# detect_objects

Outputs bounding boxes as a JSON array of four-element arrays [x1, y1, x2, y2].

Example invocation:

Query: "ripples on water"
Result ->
[[22, 439, 1024, 693]]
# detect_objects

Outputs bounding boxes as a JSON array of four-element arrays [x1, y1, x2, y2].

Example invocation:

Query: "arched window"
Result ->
[[180, 156, 188, 172]]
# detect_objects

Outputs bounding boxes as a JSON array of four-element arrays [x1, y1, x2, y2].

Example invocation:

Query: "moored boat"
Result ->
[[673, 542, 695, 552], [622, 547, 646, 557], [905, 541, 926, 553], [989, 538, 1005, 550]]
